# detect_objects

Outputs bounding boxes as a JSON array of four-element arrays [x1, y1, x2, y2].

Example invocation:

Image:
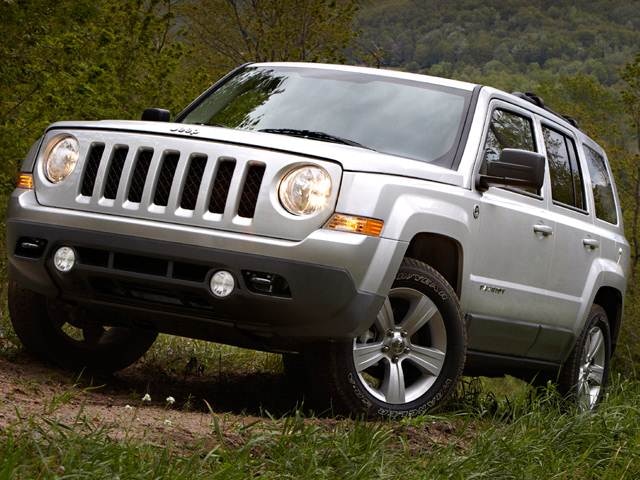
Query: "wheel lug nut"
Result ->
[[386, 330, 394, 336], [392, 356, 399, 363], [401, 330, 408, 337], [382, 346, 390, 352], [404, 347, 411, 354]]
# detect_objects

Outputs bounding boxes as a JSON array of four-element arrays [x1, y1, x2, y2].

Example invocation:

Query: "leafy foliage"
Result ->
[[182, 0, 359, 67], [357, 0, 640, 85], [0, 0, 206, 184]]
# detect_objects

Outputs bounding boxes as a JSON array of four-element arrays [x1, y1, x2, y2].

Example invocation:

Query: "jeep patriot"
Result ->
[[7, 63, 629, 416]]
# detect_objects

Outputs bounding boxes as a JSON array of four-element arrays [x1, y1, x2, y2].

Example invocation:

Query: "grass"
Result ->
[[1, 375, 640, 479]]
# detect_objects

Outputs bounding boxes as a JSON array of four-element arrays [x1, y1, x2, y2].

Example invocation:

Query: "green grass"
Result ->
[[2, 377, 640, 479]]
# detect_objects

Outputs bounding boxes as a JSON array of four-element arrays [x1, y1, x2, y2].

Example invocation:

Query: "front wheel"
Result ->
[[309, 258, 467, 418], [8, 280, 158, 374]]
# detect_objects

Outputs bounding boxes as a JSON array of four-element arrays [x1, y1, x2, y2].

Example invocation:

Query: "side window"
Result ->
[[583, 145, 618, 224], [483, 109, 537, 194], [543, 126, 586, 210]]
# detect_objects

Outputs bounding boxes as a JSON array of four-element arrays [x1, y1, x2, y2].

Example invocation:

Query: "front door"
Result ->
[[467, 102, 555, 356]]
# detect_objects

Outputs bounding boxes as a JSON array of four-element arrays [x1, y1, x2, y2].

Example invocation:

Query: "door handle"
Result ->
[[583, 238, 600, 250], [533, 224, 553, 236]]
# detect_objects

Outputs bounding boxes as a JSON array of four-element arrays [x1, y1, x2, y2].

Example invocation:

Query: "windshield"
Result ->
[[180, 66, 472, 168]]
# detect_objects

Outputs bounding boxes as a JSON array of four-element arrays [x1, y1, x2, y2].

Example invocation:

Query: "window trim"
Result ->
[[477, 103, 543, 200], [540, 122, 589, 215]]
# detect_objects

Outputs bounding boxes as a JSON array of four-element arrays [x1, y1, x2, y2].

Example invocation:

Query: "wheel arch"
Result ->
[[405, 233, 463, 297], [593, 286, 623, 353]]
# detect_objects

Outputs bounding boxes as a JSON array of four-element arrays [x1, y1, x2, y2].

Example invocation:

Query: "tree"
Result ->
[[622, 53, 640, 154], [0, 0, 203, 189], [621, 53, 640, 270], [182, 0, 359, 69]]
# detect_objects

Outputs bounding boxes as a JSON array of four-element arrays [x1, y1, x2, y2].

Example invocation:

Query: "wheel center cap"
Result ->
[[389, 335, 406, 355]]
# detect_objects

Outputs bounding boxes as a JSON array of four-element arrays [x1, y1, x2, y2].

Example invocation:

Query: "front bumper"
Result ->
[[7, 190, 406, 349]]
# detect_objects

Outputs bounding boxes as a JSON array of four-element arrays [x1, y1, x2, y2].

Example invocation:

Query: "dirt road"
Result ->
[[0, 354, 466, 452]]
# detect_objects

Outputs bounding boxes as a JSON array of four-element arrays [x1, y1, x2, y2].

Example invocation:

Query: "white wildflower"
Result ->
[[124, 404, 133, 411], [164, 419, 172, 426], [166, 396, 175, 405], [142, 393, 151, 402]]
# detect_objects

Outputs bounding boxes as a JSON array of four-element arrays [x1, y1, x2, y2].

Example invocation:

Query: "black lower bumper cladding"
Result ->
[[7, 220, 384, 349]]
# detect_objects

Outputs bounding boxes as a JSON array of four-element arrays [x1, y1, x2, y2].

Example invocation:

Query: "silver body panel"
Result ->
[[11, 62, 630, 364]]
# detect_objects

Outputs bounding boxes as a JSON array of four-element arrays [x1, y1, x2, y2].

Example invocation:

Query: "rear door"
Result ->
[[525, 121, 596, 360], [467, 101, 556, 356]]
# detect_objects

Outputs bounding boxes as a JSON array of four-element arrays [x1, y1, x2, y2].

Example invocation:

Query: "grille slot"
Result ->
[[153, 152, 180, 207], [103, 146, 129, 199], [208, 159, 236, 214], [173, 262, 210, 282], [77, 247, 110, 267], [113, 253, 168, 276], [80, 144, 105, 196], [180, 155, 207, 210], [127, 149, 153, 203], [238, 164, 266, 218]]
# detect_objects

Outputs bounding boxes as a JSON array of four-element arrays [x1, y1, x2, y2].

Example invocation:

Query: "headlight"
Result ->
[[44, 136, 79, 183], [279, 165, 332, 216]]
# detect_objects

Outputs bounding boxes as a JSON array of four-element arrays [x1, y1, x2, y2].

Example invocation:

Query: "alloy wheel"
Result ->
[[352, 287, 447, 404]]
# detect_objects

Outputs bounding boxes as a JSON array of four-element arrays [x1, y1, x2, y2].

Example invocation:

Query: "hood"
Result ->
[[46, 120, 464, 187]]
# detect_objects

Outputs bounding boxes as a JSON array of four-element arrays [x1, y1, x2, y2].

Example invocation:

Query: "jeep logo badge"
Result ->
[[170, 126, 200, 136]]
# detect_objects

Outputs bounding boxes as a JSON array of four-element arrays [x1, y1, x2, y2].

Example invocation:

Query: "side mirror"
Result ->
[[141, 108, 171, 122], [477, 148, 545, 192]]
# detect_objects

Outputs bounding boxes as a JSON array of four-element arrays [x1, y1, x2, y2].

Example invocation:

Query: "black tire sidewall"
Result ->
[[559, 305, 611, 407], [8, 280, 157, 373], [333, 259, 466, 418]]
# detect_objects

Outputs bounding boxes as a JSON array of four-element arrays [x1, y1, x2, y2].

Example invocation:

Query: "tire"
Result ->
[[282, 353, 306, 378], [558, 304, 611, 411], [308, 258, 467, 418], [8, 280, 158, 374]]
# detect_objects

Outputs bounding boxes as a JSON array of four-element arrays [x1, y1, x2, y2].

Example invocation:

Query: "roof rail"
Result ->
[[511, 91, 580, 130]]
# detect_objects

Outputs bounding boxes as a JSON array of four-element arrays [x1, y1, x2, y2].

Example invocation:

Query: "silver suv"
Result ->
[[7, 63, 629, 417]]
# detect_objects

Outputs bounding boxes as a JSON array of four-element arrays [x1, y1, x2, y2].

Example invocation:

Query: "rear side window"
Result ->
[[583, 145, 617, 224], [543, 126, 586, 210], [483, 109, 537, 194]]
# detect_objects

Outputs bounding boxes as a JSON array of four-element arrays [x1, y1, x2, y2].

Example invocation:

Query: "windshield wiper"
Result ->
[[258, 128, 375, 151]]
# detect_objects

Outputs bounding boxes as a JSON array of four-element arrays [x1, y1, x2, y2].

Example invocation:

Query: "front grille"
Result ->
[[36, 130, 341, 241], [77, 143, 266, 220]]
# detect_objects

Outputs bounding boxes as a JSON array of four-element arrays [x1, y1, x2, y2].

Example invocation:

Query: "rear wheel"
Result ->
[[309, 258, 466, 418], [558, 305, 611, 411], [8, 280, 158, 373]]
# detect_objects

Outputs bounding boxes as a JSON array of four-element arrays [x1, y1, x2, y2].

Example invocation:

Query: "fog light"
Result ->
[[53, 246, 76, 272], [210, 270, 235, 297]]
